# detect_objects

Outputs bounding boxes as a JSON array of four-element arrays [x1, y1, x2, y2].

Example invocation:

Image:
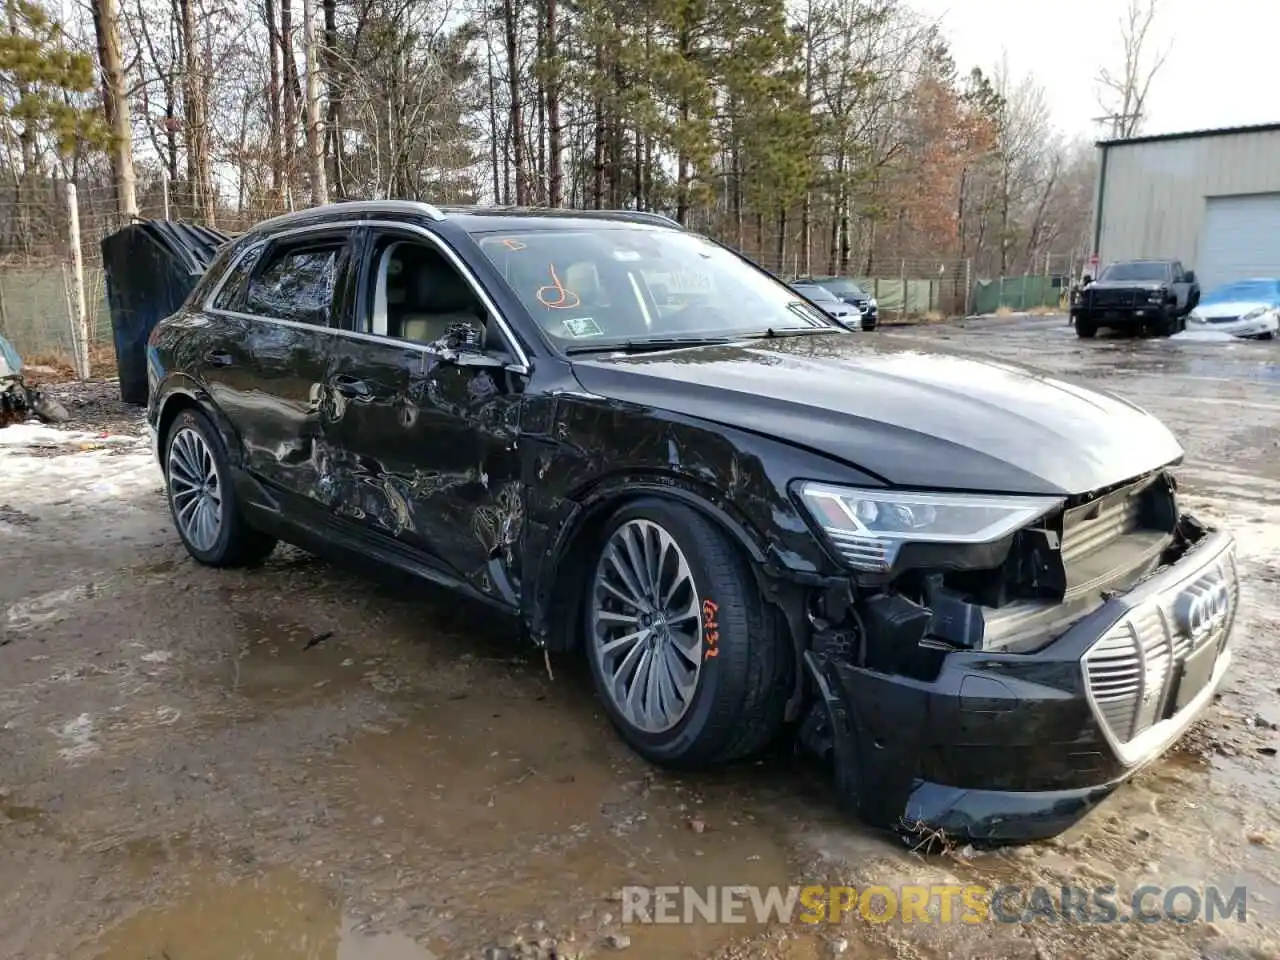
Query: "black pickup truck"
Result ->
[[1071, 259, 1200, 338]]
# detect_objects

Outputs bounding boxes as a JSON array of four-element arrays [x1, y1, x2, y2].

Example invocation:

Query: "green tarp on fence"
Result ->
[[971, 275, 1066, 315]]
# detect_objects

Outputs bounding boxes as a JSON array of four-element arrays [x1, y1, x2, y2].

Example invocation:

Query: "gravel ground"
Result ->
[[0, 318, 1278, 960]]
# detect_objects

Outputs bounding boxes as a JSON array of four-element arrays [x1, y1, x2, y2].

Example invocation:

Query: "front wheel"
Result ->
[[164, 408, 277, 567], [1076, 321, 1097, 339], [583, 499, 790, 769]]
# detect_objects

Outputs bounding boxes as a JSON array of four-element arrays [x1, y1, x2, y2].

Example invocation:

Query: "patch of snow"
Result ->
[[5, 583, 96, 632], [1170, 330, 1238, 342], [54, 713, 99, 762], [140, 650, 172, 664], [0, 422, 160, 510]]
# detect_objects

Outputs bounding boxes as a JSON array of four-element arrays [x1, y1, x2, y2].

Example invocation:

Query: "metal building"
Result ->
[[1092, 122, 1280, 291]]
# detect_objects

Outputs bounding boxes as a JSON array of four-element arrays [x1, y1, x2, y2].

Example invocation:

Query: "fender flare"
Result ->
[[530, 472, 808, 649], [154, 377, 244, 471]]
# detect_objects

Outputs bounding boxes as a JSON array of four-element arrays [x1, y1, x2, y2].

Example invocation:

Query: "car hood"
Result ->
[[1194, 299, 1275, 319], [569, 333, 1184, 496]]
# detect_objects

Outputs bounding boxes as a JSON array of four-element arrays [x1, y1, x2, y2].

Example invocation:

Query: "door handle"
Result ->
[[205, 351, 234, 367], [332, 375, 373, 399]]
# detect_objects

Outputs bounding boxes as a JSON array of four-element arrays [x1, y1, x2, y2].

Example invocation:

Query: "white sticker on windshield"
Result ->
[[563, 316, 604, 338], [611, 250, 642, 261]]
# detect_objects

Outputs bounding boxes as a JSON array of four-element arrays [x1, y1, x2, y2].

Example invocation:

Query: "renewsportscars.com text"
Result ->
[[621, 884, 1248, 926]]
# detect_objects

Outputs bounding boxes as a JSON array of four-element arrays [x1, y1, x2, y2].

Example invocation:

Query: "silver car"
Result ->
[[789, 281, 862, 330], [1185, 279, 1280, 339]]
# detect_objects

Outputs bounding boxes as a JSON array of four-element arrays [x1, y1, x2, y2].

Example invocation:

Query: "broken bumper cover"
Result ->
[[809, 527, 1238, 844]]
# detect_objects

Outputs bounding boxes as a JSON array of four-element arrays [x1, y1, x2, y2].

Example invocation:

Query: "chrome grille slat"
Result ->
[[1082, 548, 1237, 747]]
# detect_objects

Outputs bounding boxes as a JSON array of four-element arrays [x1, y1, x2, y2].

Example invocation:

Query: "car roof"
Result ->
[[246, 200, 683, 237]]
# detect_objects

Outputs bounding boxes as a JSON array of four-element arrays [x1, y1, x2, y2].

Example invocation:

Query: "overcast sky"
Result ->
[[909, 0, 1275, 140]]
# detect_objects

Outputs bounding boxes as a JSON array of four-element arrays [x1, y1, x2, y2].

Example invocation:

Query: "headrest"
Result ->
[[409, 254, 480, 315]]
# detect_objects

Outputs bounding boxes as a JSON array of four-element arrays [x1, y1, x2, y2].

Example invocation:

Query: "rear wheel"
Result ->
[[583, 499, 790, 768], [164, 408, 277, 567]]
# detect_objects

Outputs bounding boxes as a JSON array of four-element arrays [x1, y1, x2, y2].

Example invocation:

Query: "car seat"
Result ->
[[397, 253, 486, 345]]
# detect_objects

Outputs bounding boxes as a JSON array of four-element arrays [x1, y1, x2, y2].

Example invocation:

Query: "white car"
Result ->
[[1185, 279, 1280, 339]]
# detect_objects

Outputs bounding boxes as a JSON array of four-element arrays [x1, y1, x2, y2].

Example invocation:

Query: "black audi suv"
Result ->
[[143, 201, 1237, 842]]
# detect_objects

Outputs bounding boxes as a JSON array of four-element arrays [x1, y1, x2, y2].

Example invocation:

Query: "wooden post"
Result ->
[[66, 183, 90, 380]]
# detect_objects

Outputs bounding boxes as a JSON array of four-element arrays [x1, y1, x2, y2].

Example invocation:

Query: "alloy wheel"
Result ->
[[167, 426, 224, 553], [590, 518, 704, 733]]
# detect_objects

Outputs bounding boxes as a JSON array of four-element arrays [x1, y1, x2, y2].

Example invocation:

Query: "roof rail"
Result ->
[[249, 199, 446, 233], [435, 205, 683, 229]]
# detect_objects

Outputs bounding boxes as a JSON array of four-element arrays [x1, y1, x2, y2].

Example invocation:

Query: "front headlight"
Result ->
[[868, 297, 878, 309], [1241, 307, 1269, 321], [1147, 289, 1166, 303], [798, 483, 1064, 573]]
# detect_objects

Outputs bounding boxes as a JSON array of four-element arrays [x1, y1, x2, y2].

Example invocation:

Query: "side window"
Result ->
[[1173, 261, 1185, 281], [367, 236, 495, 349], [243, 241, 346, 325], [212, 244, 264, 312]]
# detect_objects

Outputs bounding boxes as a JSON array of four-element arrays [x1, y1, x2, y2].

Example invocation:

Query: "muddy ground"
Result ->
[[1, 315, 1277, 960]]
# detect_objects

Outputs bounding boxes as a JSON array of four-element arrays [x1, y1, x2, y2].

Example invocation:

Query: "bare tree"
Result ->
[[301, 0, 326, 203], [90, 0, 139, 219], [1095, 0, 1170, 139]]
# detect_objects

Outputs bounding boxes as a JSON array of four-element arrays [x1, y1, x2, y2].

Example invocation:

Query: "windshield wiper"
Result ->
[[748, 324, 840, 339], [563, 336, 736, 355]]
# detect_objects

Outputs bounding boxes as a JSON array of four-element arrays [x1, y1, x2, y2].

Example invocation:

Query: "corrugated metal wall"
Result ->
[[1096, 127, 1280, 268]]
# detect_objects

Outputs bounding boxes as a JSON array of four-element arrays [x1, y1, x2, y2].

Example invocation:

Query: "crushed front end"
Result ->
[[794, 472, 1238, 843]]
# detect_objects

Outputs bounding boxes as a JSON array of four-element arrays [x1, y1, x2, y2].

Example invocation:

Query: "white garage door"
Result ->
[[1199, 193, 1280, 291]]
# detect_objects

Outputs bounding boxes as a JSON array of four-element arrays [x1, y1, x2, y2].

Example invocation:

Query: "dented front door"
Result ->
[[320, 338, 525, 601]]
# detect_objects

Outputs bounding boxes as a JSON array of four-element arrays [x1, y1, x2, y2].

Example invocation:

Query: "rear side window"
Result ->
[[243, 241, 346, 325]]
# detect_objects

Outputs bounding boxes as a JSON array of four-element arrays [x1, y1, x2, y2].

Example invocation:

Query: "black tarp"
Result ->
[[101, 220, 231, 404]]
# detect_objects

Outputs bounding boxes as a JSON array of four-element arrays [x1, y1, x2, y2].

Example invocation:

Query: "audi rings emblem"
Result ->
[[1174, 571, 1231, 646]]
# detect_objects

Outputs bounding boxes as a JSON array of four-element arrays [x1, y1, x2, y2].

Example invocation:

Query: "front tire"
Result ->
[[164, 408, 277, 567], [583, 499, 790, 768], [1076, 320, 1097, 339]]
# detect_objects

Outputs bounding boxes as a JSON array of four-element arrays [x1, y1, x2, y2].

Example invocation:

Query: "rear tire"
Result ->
[[583, 498, 791, 768], [163, 408, 277, 568]]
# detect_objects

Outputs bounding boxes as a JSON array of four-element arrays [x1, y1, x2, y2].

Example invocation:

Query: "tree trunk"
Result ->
[[90, 0, 138, 220], [301, 0, 326, 204], [280, 0, 298, 203], [178, 0, 214, 223], [591, 47, 604, 209], [486, 32, 501, 204], [729, 126, 742, 248], [545, 0, 561, 207], [322, 0, 343, 199], [502, 0, 525, 205], [265, 0, 282, 198], [775, 206, 787, 274], [534, 5, 546, 204]]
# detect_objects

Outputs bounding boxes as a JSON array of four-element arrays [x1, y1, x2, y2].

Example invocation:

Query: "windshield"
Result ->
[[812, 278, 865, 297], [793, 283, 839, 302], [1201, 280, 1280, 305], [475, 227, 833, 350], [1099, 261, 1171, 282]]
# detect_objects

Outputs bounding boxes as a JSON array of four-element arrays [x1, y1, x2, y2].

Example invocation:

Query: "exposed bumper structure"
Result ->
[[808, 526, 1238, 843]]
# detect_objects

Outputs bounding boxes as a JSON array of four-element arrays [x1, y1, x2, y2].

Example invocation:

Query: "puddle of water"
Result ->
[[229, 609, 369, 705], [89, 869, 436, 960], [324, 684, 796, 955]]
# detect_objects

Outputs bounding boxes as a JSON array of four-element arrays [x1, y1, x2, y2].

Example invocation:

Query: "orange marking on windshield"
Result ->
[[536, 264, 582, 310], [499, 237, 527, 251]]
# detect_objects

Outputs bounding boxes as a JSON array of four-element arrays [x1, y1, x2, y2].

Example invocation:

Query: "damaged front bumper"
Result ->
[[807, 523, 1238, 844]]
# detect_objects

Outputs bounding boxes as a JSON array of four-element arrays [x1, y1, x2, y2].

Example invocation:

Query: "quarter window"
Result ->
[[243, 242, 345, 325], [211, 244, 263, 312]]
